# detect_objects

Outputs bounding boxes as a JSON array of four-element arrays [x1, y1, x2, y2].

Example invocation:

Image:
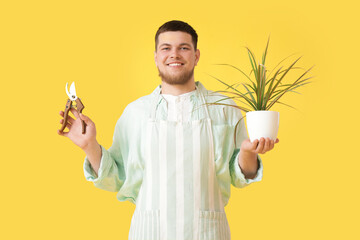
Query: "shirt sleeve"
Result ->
[[83, 144, 125, 192], [83, 118, 126, 192], [82, 103, 144, 204], [229, 149, 263, 188]]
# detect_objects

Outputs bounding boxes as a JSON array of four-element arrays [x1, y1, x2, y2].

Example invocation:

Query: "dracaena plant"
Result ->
[[209, 37, 314, 113]]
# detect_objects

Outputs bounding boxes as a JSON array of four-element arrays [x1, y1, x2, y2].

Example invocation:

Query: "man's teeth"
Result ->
[[168, 63, 182, 66]]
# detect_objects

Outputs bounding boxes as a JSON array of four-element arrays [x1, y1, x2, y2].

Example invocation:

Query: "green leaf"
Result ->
[[213, 64, 254, 84], [262, 36, 270, 65], [207, 39, 313, 112], [266, 52, 298, 78], [208, 75, 257, 109], [206, 102, 252, 113]]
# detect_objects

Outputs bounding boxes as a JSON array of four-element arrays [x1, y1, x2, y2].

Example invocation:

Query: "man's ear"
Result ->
[[195, 49, 200, 66], [154, 51, 158, 67]]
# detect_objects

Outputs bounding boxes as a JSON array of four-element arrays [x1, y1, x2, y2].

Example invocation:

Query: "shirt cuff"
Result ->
[[83, 145, 110, 184], [232, 150, 263, 185]]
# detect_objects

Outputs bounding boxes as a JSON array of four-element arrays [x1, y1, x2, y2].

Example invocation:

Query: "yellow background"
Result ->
[[1, 0, 359, 239]]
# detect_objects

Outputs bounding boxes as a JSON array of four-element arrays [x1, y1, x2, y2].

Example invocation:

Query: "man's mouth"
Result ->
[[167, 62, 184, 67]]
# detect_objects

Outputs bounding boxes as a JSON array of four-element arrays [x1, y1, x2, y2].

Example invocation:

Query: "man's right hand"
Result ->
[[58, 108, 98, 151], [58, 108, 102, 174]]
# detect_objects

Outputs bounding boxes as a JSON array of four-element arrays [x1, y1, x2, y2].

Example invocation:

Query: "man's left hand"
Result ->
[[238, 138, 279, 179], [241, 137, 279, 155]]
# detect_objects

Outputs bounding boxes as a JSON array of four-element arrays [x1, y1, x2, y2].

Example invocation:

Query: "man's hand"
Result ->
[[241, 137, 279, 155], [57, 108, 98, 151], [58, 108, 102, 174], [238, 138, 279, 179]]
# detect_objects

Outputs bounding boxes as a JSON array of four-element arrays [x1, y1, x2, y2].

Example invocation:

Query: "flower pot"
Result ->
[[245, 111, 279, 142]]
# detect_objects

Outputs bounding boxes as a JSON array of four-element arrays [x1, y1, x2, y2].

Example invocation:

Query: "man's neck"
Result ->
[[161, 80, 196, 96]]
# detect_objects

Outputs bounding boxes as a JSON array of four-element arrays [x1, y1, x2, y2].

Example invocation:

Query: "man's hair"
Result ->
[[155, 20, 198, 51]]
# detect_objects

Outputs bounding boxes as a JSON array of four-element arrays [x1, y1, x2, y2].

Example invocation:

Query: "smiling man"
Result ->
[[155, 30, 199, 90], [58, 20, 278, 240]]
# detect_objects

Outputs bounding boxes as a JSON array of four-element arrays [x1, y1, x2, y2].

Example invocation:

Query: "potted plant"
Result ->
[[209, 37, 313, 142]]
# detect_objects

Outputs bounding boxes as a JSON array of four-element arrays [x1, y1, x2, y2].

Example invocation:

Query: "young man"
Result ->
[[58, 20, 278, 240]]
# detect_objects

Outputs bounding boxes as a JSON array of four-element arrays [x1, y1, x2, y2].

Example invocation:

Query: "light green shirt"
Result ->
[[84, 81, 263, 205]]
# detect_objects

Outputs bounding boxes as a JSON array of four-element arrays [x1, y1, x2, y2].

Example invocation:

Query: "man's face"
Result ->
[[154, 31, 200, 85]]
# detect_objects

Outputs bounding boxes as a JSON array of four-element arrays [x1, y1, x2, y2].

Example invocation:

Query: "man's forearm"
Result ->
[[83, 141, 102, 176], [238, 150, 258, 179]]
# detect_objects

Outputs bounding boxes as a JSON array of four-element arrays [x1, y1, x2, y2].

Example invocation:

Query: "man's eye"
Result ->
[[162, 47, 170, 50], [181, 47, 189, 50]]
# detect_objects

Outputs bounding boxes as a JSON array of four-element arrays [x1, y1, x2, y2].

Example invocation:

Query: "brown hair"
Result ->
[[155, 20, 198, 51]]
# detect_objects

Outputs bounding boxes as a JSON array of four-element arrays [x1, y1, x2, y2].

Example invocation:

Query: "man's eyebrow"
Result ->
[[179, 43, 192, 47], [159, 43, 192, 47], [159, 43, 171, 47]]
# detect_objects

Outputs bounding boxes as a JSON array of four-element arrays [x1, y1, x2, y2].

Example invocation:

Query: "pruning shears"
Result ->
[[59, 82, 86, 134]]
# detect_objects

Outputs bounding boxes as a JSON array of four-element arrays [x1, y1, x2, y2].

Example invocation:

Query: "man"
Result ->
[[58, 20, 278, 240]]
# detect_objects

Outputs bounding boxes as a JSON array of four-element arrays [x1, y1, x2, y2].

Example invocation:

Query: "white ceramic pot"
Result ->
[[245, 111, 279, 142]]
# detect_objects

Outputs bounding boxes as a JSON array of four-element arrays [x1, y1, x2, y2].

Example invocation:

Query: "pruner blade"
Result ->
[[65, 82, 78, 101]]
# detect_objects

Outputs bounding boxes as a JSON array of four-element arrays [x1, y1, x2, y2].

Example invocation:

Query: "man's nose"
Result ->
[[169, 48, 180, 58]]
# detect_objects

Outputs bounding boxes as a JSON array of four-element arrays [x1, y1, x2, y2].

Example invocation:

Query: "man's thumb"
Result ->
[[79, 113, 90, 123]]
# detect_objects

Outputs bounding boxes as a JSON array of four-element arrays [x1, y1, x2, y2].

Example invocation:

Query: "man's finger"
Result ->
[[60, 115, 75, 125], [263, 138, 271, 153], [79, 113, 93, 126], [70, 107, 80, 119], [60, 110, 76, 124], [57, 129, 69, 137], [251, 139, 259, 150], [60, 119, 72, 129], [269, 139, 275, 150], [256, 138, 265, 153]]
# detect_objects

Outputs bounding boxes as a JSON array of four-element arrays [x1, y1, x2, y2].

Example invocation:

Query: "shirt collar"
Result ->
[[152, 81, 207, 104]]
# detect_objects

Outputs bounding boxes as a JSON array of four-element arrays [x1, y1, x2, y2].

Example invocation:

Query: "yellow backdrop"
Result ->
[[1, 0, 359, 239]]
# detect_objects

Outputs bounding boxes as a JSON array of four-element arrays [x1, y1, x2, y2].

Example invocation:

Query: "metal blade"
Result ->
[[67, 82, 78, 100], [65, 82, 71, 98]]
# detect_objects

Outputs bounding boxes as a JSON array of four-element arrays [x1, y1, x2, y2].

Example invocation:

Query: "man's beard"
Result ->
[[158, 67, 194, 85]]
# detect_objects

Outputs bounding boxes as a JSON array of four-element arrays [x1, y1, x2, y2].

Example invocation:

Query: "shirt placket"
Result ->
[[176, 97, 182, 122]]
